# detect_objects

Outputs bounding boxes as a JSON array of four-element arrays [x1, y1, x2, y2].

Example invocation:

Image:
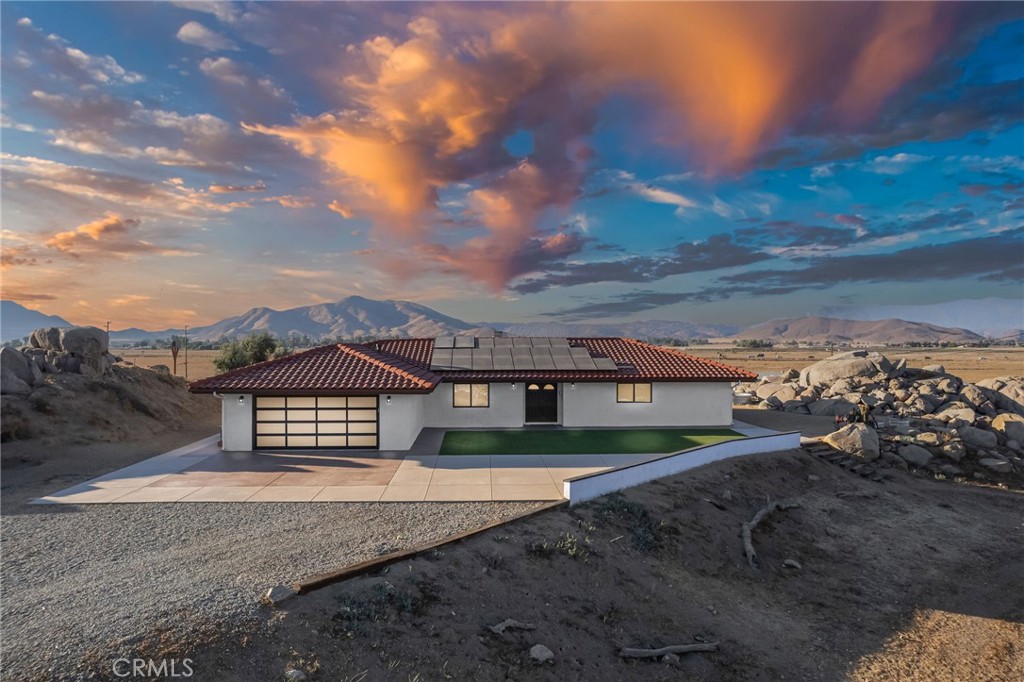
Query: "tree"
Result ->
[[213, 331, 281, 372]]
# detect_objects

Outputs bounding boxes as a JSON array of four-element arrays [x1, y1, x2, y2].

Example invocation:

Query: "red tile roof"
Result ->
[[190, 337, 756, 394], [189, 343, 442, 394]]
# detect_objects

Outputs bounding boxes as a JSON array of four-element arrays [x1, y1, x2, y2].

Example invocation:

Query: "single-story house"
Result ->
[[188, 336, 756, 451]]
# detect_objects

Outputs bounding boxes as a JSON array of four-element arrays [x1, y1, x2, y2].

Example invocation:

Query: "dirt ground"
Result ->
[[118, 349, 222, 381], [686, 345, 1024, 383], [128, 430, 1023, 682]]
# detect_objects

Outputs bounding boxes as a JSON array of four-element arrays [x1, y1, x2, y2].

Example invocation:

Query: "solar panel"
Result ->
[[477, 338, 494, 348], [593, 357, 618, 370], [492, 352, 514, 370], [531, 348, 556, 369], [472, 355, 494, 370], [434, 336, 455, 349], [493, 337, 514, 347], [549, 337, 570, 347], [429, 349, 453, 370], [569, 347, 592, 359], [454, 336, 476, 349], [450, 350, 473, 370], [552, 355, 577, 370], [512, 336, 533, 347], [531, 337, 550, 347], [512, 354, 536, 370], [573, 356, 598, 370]]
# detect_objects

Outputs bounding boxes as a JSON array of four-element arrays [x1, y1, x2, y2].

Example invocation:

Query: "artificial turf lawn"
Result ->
[[438, 428, 744, 455]]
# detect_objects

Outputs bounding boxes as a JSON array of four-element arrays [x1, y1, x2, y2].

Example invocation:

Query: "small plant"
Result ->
[[555, 532, 591, 562], [596, 494, 661, 551], [525, 540, 554, 559]]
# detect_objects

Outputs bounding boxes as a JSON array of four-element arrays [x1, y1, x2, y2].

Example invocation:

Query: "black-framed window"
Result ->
[[617, 383, 652, 403], [453, 383, 489, 407]]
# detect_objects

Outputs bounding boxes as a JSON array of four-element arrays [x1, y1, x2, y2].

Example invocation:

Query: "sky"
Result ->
[[1, 1, 1022, 331]]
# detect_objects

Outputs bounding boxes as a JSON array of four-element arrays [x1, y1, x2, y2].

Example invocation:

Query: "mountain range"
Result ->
[[731, 316, 985, 345], [0, 297, 1008, 345]]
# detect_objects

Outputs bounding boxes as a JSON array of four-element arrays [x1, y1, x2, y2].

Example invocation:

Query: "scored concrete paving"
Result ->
[[35, 422, 775, 505]]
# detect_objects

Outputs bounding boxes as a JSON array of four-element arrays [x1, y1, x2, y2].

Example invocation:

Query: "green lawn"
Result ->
[[438, 428, 744, 455]]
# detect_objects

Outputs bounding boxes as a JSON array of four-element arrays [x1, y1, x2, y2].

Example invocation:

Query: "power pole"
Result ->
[[184, 325, 189, 381]]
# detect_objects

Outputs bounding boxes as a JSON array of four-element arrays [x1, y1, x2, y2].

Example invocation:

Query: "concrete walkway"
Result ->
[[34, 422, 772, 504]]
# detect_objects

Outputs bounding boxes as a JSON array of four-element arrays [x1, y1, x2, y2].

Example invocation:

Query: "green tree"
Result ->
[[213, 331, 281, 372]]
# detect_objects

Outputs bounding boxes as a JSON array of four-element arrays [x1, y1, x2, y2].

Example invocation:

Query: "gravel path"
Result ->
[[2, 484, 539, 680]]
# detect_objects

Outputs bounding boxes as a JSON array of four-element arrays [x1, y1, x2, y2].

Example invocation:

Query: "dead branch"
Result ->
[[488, 619, 536, 635], [742, 500, 800, 569], [619, 642, 720, 659]]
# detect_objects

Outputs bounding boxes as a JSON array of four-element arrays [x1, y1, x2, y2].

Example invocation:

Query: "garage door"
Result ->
[[254, 396, 378, 449]]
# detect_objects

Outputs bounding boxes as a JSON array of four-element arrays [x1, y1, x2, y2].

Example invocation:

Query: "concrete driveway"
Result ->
[[34, 422, 775, 504]]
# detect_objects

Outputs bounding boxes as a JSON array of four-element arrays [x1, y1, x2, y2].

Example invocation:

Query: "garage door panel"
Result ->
[[254, 396, 377, 449]]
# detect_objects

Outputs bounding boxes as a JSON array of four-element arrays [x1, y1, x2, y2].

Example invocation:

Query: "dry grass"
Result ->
[[118, 349, 222, 381], [684, 345, 1024, 383]]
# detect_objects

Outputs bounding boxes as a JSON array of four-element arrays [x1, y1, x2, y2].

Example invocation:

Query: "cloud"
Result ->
[[327, 200, 354, 219], [511, 234, 771, 294], [110, 294, 153, 306], [273, 268, 333, 279], [243, 3, 975, 292], [11, 19, 144, 86], [209, 182, 266, 193], [171, 2, 241, 25], [864, 153, 932, 175], [266, 195, 314, 209], [176, 21, 237, 51]]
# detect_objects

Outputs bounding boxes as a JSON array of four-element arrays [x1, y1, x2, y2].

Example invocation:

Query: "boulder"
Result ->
[[799, 350, 893, 388], [976, 377, 1024, 416], [30, 327, 63, 351], [979, 458, 1012, 474], [991, 414, 1024, 444], [150, 364, 171, 376], [1, 347, 35, 386], [807, 398, 857, 417], [922, 364, 945, 374], [59, 326, 108, 356], [936, 402, 976, 425], [958, 384, 988, 410], [822, 423, 880, 462], [956, 426, 998, 450], [898, 444, 933, 467]]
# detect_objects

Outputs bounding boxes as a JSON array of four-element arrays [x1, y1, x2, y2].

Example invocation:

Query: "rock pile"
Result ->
[[735, 350, 1023, 478], [1, 326, 118, 394]]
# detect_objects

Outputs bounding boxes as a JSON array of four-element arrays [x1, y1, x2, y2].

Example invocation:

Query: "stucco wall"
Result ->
[[561, 382, 732, 428], [378, 394, 426, 451], [423, 382, 524, 428], [221, 393, 253, 451]]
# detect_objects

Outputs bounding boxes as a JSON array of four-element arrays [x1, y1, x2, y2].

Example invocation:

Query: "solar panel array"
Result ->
[[430, 337, 619, 372]]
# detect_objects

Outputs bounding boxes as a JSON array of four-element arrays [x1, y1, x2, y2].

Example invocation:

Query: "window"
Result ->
[[453, 383, 489, 407], [617, 382, 652, 403]]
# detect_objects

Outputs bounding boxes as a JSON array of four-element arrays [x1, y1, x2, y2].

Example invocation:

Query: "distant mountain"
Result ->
[[110, 296, 474, 343], [820, 298, 1024, 339], [0, 301, 75, 342], [732, 316, 986, 345], [489, 320, 738, 340]]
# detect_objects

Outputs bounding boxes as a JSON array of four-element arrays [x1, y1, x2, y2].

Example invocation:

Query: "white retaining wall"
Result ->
[[563, 431, 802, 504]]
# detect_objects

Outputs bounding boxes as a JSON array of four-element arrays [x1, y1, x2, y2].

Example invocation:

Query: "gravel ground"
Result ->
[[1, 439, 540, 681]]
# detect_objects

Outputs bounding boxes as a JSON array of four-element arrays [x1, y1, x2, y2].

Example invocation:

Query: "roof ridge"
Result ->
[[338, 343, 438, 389], [622, 338, 757, 378]]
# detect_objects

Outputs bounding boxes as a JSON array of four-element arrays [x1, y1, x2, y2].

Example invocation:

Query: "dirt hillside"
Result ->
[[113, 447, 1023, 682]]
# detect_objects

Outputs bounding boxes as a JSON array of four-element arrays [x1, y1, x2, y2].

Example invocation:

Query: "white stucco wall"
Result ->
[[561, 382, 732, 428], [378, 394, 426, 451], [423, 382, 524, 428], [221, 393, 253, 451]]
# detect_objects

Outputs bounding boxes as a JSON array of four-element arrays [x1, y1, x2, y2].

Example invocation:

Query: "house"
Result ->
[[188, 336, 757, 451]]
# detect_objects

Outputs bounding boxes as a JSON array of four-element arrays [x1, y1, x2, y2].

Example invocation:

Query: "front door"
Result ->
[[525, 383, 558, 423]]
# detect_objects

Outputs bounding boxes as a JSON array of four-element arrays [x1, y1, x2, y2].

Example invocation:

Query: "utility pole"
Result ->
[[105, 321, 110, 335], [184, 325, 189, 381]]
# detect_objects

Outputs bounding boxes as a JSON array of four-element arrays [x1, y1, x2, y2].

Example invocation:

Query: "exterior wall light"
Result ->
[[386, 395, 392, 404], [511, 382, 517, 390], [570, 383, 576, 390], [238, 395, 245, 405]]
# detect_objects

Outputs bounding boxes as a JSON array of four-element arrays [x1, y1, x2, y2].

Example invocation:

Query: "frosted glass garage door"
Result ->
[[254, 396, 378, 449]]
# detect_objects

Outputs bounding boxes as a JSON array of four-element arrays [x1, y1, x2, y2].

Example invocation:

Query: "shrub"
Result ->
[[213, 331, 280, 372]]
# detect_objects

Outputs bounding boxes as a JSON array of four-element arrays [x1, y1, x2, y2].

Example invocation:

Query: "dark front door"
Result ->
[[525, 383, 558, 423]]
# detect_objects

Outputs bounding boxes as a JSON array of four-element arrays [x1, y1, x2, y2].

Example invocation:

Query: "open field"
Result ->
[[440, 428, 743, 455], [686, 345, 1024, 383], [118, 349, 222, 381]]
